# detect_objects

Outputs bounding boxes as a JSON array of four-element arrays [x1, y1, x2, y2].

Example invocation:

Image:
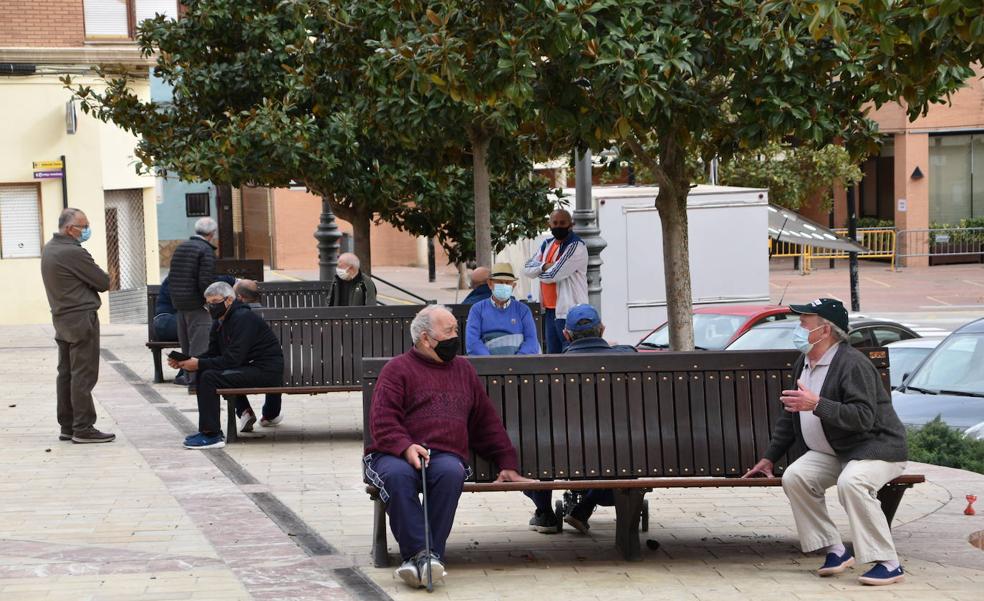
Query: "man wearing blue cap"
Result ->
[[743, 298, 909, 586], [525, 304, 636, 534]]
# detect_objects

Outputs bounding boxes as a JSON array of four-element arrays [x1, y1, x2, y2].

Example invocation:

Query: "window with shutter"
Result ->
[[83, 0, 130, 39], [0, 185, 43, 259], [135, 0, 177, 24]]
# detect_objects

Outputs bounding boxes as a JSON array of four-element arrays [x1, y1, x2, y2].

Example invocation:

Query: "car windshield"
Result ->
[[639, 313, 749, 350], [887, 347, 934, 388], [906, 333, 984, 396], [726, 323, 797, 350]]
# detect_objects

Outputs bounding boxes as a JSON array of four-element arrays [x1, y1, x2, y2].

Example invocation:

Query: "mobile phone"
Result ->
[[168, 351, 191, 362]]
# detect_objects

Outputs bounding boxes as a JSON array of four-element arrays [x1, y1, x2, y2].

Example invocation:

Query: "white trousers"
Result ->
[[781, 450, 905, 564]]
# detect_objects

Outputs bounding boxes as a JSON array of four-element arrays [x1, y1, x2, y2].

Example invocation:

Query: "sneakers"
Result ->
[[260, 414, 283, 427], [817, 550, 856, 576], [173, 374, 189, 386], [59, 428, 73, 442], [563, 512, 591, 534], [183, 432, 225, 449], [238, 410, 256, 434], [395, 557, 421, 588], [529, 509, 562, 534], [395, 551, 446, 589], [859, 563, 905, 586], [71, 428, 116, 444]]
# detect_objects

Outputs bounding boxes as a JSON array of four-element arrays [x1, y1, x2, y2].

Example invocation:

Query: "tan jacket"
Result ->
[[40, 233, 111, 318]]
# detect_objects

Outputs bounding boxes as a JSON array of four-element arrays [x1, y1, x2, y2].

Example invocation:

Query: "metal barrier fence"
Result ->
[[770, 228, 896, 273], [806, 228, 896, 271], [895, 227, 984, 266]]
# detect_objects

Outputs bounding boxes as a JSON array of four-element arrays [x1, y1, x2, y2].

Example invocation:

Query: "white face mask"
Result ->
[[792, 325, 824, 354], [336, 267, 353, 281]]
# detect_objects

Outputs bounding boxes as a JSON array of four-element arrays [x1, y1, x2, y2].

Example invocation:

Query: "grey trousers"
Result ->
[[53, 310, 100, 433], [781, 450, 906, 564], [177, 308, 211, 383]]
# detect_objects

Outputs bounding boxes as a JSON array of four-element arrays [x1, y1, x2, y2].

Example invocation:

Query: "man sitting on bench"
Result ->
[[743, 298, 909, 586], [168, 281, 284, 449], [227, 279, 284, 434], [363, 304, 531, 589]]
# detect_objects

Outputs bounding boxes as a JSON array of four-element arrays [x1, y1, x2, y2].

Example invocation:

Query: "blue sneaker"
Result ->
[[859, 563, 904, 586], [817, 550, 855, 576], [183, 432, 225, 449]]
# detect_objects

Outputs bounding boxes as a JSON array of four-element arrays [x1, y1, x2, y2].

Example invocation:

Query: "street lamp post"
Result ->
[[573, 148, 607, 311], [314, 195, 342, 281]]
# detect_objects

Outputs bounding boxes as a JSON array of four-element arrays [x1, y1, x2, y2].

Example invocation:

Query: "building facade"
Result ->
[[0, 1, 168, 324]]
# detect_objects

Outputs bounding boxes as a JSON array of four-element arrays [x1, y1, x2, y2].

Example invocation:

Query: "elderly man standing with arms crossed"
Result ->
[[40, 208, 115, 443], [364, 305, 531, 589], [743, 298, 909, 586], [523, 209, 588, 353]]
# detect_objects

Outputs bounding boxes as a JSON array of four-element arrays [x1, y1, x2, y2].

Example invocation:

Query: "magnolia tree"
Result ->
[[65, 0, 555, 272], [395, 0, 983, 349]]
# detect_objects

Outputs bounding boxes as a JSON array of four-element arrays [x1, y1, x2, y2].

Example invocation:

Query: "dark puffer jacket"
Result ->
[[168, 236, 216, 311], [197, 301, 284, 375]]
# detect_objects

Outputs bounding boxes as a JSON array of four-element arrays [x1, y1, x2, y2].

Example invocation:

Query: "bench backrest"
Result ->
[[256, 303, 544, 390], [147, 281, 334, 341], [361, 349, 890, 481]]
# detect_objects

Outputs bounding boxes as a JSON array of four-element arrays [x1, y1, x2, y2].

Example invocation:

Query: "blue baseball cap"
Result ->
[[565, 304, 602, 332]]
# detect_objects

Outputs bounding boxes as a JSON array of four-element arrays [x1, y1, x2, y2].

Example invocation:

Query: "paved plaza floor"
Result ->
[[2, 261, 983, 600]]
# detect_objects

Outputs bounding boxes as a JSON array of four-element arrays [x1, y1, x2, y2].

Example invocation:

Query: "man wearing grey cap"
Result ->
[[743, 298, 908, 586]]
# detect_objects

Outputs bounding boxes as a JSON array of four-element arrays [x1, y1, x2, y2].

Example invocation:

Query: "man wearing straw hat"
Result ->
[[464, 262, 540, 356]]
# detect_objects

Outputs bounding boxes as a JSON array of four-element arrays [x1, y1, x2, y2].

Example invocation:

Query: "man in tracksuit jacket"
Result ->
[[743, 298, 909, 586], [522, 209, 588, 353], [169, 281, 284, 449]]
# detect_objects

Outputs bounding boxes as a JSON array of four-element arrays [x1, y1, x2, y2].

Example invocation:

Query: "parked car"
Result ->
[[892, 318, 984, 431], [725, 316, 920, 351], [884, 337, 944, 389], [636, 305, 791, 351]]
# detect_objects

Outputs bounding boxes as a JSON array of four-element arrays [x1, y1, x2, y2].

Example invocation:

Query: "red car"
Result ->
[[636, 305, 793, 351]]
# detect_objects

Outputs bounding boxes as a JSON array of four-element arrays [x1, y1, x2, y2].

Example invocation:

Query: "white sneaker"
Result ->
[[259, 414, 283, 427], [395, 558, 421, 588], [238, 410, 256, 433]]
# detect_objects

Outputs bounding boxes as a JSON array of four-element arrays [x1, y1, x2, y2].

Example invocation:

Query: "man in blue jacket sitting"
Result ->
[[168, 281, 284, 449], [465, 263, 540, 356]]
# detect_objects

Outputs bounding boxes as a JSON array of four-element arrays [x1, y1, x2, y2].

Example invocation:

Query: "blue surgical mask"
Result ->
[[78, 226, 91, 243], [492, 283, 513, 302], [792, 325, 823, 354]]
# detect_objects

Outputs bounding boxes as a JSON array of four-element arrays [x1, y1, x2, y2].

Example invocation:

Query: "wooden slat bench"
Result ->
[[146, 281, 335, 383], [361, 349, 924, 565], [215, 303, 543, 440]]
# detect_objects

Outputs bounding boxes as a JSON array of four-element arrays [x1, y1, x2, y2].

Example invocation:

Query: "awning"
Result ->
[[768, 205, 867, 252]]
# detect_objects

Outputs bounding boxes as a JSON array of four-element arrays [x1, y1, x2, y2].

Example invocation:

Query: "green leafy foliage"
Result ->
[[63, 0, 555, 267], [907, 417, 984, 475], [719, 143, 863, 211]]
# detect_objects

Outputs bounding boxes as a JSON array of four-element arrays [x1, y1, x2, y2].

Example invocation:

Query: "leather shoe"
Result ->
[[71, 428, 116, 444]]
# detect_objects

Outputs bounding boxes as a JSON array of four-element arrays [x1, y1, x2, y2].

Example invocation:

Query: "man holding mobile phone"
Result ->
[[168, 281, 283, 449]]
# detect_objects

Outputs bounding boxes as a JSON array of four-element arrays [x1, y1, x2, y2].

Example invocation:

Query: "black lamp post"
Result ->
[[314, 196, 342, 281], [573, 148, 607, 311]]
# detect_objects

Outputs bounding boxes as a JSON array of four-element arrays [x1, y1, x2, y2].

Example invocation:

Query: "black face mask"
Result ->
[[550, 226, 571, 240], [433, 337, 459, 362], [207, 301, 228, 320]]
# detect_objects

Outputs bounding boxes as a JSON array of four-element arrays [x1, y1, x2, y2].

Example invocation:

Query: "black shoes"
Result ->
[[529, 509, 562, 533], [71, 428, 116, 444]]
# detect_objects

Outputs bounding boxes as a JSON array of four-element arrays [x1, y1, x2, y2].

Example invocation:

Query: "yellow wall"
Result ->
[[0, 74, 157, 325]]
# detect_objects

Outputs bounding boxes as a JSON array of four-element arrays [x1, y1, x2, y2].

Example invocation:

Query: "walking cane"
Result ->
[[420, 447, 434, 593]]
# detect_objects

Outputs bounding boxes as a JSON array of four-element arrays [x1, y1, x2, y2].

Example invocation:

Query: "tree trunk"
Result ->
[[351, 206, 373, 276], [469, 128, 492, 268], [456, 262, 468, 290], [331, 201, 373, 276], [656, 185, 696, 351]]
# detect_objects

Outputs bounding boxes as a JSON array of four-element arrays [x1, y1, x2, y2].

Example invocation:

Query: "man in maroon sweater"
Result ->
[[364, 305, 530, 589]]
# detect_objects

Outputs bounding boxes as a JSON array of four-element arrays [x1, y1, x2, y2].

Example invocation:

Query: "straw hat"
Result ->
[[489, 262, 517, 282]]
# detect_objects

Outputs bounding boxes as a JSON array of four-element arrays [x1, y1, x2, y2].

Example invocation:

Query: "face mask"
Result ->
[[492, 283, 513, 302], [78, 226, 91, 243], [207, 301, 228, 320], [433, 336, 459, 362], [336, 267, 352, 281], [792, 325, 823, 353], [550, 226, 570, 240]]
